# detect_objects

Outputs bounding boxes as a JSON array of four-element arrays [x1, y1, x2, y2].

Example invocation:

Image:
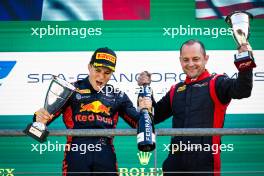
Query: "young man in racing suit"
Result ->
[[34, 47, 140, 176], [138, 39, 255, 175]]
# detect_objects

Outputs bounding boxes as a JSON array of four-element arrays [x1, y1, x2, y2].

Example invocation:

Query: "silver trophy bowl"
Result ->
[[225, 11, 252, 46], [44, 76, 76, 115], [225, 11, 256, 71], [24, 75, 76, 142]]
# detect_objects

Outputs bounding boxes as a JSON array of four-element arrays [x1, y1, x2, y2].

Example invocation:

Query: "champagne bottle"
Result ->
[[137, 85, 156, 152]]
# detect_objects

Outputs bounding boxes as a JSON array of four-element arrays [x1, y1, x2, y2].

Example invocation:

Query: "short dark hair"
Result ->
[[180, 39, 206, 56]]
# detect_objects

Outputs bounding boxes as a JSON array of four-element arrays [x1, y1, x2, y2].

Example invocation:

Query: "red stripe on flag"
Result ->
[[103, 0, 150, 20], [196, 1, 262, 9], [254, 14, 264, 18], [199, 16, 219, 19], [196, 1, 211, 9], [215, 3, 262, 16]]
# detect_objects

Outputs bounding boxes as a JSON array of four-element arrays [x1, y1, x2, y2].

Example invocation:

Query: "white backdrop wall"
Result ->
[[0, 51, 263, 115]]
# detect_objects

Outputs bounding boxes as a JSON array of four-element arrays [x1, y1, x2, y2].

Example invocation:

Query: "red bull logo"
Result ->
[[80, 101, 111, 115], [75, 114, 113, 125]]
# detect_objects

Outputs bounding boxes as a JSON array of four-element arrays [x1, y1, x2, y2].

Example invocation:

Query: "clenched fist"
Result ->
[[35, 108, 54, 124]]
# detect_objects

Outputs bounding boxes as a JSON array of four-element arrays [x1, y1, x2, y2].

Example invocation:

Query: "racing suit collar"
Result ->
[[85, 76, 98, 93], [184, 69, 210, 84]]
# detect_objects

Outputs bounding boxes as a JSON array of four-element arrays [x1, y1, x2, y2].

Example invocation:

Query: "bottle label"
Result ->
[[137, 132, 156, 143]]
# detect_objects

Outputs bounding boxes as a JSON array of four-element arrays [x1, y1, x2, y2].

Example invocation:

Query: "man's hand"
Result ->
[[35, 108, 54, 124], [138, 97, 152, 112], [137, 71, 151, 86], [238, 43, 252, 53]]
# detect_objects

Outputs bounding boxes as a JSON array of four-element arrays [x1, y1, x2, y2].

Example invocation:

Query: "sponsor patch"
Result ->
[[193, 82, 208, 87], [77, 89, 91, 94], [177, 85, 186, 92], [96, 53, 116, 64]]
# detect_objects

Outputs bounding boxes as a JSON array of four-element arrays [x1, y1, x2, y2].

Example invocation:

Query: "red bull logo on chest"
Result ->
[[80, 101, 111, 115]]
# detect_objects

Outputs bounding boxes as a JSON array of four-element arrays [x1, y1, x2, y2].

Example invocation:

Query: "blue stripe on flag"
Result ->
[[0, 0, 43, 20]]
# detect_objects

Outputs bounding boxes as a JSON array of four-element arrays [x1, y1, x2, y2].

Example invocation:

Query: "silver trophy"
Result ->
[[225, 11, 256, 71], [24, 75, 76, 143]]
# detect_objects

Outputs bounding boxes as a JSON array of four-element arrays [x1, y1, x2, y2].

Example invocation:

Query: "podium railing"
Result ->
[[1, 128, 264, 136], [1, 128, 264, 175]]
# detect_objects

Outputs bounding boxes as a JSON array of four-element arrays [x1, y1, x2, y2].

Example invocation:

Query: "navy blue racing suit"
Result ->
[[35, 76, 140, 176]]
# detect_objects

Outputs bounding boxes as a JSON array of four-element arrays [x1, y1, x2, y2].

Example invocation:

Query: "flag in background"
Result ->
[[0, 0, 150, 21], [196, 0, 264, 19]]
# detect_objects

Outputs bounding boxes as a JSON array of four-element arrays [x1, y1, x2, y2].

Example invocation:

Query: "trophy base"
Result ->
[[234, 51, 256, 72], [24, 123, 49, 143]]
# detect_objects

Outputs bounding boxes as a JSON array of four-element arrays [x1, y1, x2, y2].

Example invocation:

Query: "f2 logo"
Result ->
[[0, 61, 16, 86], [0, 168, 15, 176]]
